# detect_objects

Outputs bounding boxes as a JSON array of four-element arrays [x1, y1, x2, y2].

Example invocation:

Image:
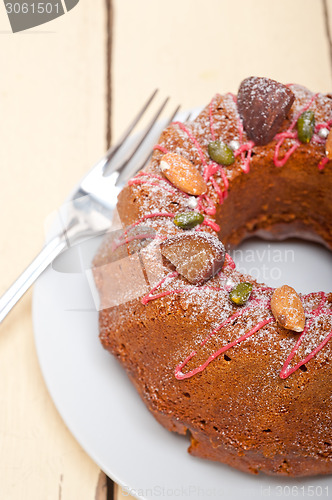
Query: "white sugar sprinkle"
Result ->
[[160, 160, 169, 172], [187, 196, 198, 209]]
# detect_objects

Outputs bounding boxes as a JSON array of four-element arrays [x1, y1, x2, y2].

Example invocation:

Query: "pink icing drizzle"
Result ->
[[129, 91, 329, 238], [153, 144, 169, 155], [111, 232, 156, 252], [280, 293, 332, 378], [141, 274, 230, 306], [273, 134, 300, 168], [130, 211, 220, 232], [134, 225, 331, 379], [113, 227, 331, 381], [230, 91, 329, 171], [230, 93, 255, 173], [154, 143, 225, 214], [318, 157, 329, 171], [175, 314, 274, 380], [173, 120, 228, 213], [273, 93, 318, 167], [202, 217, 220, 232], [128, 171, 183, 196], [126, 90, 332, 379], [223, 252, 236, 270], [142, 269, 331, 380], [141, 271, 180, 305], [133, 212, 175, 226]]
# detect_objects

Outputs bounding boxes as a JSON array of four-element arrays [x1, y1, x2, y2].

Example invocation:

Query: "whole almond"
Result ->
[[270, 285, 305, 332], [160, 153, 207, 196], [325, 128, 332, 160]]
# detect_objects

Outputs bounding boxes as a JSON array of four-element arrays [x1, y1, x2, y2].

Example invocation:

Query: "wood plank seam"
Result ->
[[106, 474, 115, 500], [322, 0, 332, 83], [58, 473, 63, 500], [105, 1, 115, 497], [106, 0, 113, 149], [95, 471, 108, 500]]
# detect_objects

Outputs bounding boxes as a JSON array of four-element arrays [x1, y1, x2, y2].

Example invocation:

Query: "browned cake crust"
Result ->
[[93, 80, 332, 476]]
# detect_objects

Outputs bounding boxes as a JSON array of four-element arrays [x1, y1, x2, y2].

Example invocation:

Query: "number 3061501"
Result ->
[[275, 485, 329, 497], [5, 3, 61, 14]]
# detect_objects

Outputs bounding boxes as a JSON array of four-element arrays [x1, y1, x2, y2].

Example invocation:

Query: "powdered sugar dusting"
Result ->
[[97, 82, 332, 386]]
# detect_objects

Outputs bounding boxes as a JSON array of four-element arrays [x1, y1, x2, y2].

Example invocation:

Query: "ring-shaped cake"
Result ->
[[93, 77, 332, 476]]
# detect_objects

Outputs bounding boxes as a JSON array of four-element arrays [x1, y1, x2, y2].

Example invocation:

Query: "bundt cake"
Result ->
[[93, 77, 332, 476]]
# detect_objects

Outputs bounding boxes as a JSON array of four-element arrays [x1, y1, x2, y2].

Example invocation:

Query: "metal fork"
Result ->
[[0, 91, 181, 323]]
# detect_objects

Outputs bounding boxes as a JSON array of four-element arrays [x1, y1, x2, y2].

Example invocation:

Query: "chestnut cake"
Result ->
[[93, 77, 332, 476]]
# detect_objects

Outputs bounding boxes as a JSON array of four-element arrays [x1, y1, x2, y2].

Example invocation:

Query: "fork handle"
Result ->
[[0, 235, 67, 324]]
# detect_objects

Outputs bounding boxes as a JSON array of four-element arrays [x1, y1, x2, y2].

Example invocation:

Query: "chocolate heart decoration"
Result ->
[[237, 77, 295, 146]]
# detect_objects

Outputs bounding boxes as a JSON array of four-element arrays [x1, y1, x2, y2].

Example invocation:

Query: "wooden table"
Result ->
[[0, 1, 331, 498]]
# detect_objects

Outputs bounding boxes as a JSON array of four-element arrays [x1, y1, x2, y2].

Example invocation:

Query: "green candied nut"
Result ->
[[229, 282, 253, 305], [208, 140, 235, 166], [173, 211, 204, 230], [297, 110, 315, 144]]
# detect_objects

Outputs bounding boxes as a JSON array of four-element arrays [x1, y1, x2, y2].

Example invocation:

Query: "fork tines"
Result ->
[[104, 91, 182, 184]]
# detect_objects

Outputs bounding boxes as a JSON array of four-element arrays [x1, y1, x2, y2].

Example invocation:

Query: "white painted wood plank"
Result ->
[[0, 2, 108, 499], [113, 0, 331, 140]]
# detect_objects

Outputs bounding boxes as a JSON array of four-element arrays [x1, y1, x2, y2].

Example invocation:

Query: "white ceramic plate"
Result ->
[[33, 230, 332, 500], [33, 105, 332, 500]]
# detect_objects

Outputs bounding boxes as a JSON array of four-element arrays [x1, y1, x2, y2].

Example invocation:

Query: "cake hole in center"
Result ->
[[231, 238, 332, 294]]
